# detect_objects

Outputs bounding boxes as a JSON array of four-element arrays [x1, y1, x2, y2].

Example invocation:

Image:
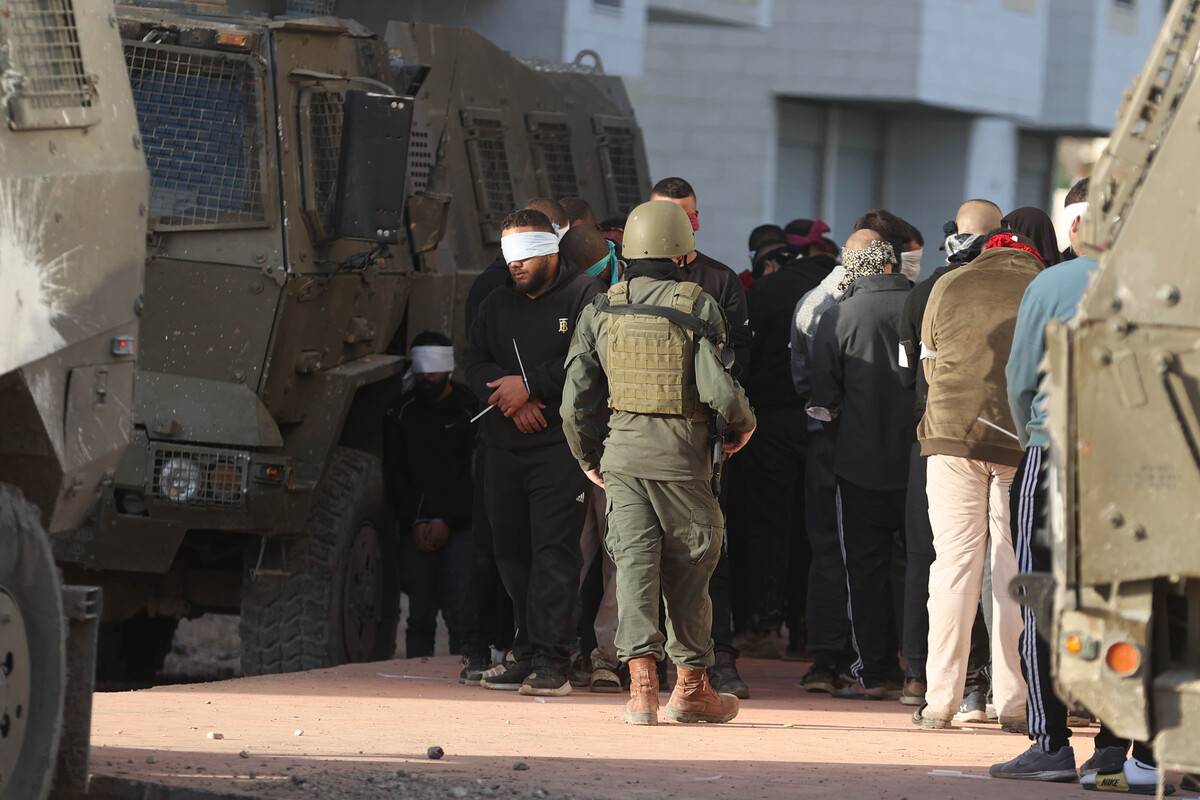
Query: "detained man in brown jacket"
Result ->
[[912, 228, 1046, 730]]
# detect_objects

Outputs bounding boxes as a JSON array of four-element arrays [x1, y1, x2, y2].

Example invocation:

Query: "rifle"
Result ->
[[711, 413, 729, 496]]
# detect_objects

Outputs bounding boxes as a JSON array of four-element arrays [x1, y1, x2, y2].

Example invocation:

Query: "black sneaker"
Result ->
[[480, 661, 533, 691], [459, 651, 491, 685], [832, 681, 895, 701], [518, 669, 572, 697], [800, 663, 839, 694], [568, 652, 591, 689], [708, 651, 750, 699], [1080, 746, 1129, 778], [989, 744, 1078, 782]]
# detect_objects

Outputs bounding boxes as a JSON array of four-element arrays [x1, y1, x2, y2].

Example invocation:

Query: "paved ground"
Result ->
[[90, 657, 1186, 800]]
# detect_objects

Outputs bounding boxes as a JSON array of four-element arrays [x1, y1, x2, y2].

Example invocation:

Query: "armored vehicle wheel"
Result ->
[[239, 448, 399, 676], [0, 485, 66, 800], [96, 615, 179, 683]]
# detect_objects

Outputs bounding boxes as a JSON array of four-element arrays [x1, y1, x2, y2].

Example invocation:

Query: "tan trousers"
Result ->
[[924, 455, 1027, 721]]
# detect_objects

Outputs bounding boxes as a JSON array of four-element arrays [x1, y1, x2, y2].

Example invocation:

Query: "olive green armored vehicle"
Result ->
[[0, 0, 149, 796], [53, 0, 649, 678], [1037, 0, 1200, 780]]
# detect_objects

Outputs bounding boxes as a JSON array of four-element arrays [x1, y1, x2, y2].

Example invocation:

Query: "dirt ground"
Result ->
[[90, 656, 1194, 800]]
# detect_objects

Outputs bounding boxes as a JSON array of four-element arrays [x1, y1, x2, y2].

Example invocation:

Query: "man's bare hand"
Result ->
[[511, 401, 547, 434], [723, 425, 755, 456], [413, 519, 450, 554], [487, 375, 531, 415], [585, 468, 605, 489]]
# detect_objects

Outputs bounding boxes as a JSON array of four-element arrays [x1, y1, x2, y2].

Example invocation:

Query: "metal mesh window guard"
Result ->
[[286, 0, 337, 14], [124, 42, 266, 229], [2, 0, 92, 111], [308, 89, 344, 232], [472, 119, 515, 218], [151, 446, 249, 508], [534, 122, 579, 198], [602, 125, 641, 213]]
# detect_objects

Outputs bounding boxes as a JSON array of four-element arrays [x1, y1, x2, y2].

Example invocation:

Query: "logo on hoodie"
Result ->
[[558, 318, 569, 333]]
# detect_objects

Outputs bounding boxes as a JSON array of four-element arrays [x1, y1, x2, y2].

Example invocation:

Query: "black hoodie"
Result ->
[[465, 263, 605, 451], [681, 251, 751, 380], [746, 253, 836, 409]]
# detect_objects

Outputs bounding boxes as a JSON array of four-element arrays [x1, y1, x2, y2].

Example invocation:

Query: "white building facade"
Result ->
[[317, 0, 1165, 274]]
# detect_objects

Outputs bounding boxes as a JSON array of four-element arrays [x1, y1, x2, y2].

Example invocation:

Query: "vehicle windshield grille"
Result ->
[[535, 122, 578, 198], [603, 125, 641, 213], [474, 119, 514, 217], [124, 43, 266, 229], [2, 0, 91, 111], [309, 90, 344, 230]]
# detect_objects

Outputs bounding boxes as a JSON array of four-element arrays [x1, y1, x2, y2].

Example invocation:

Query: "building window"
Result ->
[[595, 0, 623, 7], [774, 100, 884, 242]]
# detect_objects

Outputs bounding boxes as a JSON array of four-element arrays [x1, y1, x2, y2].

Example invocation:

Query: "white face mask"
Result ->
[[899, 248, 923, 281]]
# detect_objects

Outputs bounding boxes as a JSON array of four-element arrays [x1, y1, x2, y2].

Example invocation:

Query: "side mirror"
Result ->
[[334, 90, 413, 243]]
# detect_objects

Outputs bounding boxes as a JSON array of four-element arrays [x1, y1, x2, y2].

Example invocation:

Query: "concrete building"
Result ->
[[260, 0, 1165, 274]]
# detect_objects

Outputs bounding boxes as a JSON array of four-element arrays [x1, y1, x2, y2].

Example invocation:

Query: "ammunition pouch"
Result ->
[[595, 281, 717, 420]]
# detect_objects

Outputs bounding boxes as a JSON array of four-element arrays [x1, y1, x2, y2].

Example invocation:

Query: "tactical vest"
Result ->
[[601, 280, 709, 420]]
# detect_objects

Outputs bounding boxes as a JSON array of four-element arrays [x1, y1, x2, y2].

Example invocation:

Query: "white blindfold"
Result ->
[[410, 345, 454, 374], [502, 231, 559, 264]]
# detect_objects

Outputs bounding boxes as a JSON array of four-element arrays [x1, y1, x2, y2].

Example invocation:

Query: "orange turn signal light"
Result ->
[[216, 31, 251, 50], [1105, 641, 1142, 676], [1065, 634, 1083, 656]]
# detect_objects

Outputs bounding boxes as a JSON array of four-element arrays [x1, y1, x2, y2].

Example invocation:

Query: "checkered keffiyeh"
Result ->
[[837, 239, 895, 292]]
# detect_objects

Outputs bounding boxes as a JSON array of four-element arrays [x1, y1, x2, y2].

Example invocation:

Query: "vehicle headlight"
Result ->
[[160, 457, 203, 503]]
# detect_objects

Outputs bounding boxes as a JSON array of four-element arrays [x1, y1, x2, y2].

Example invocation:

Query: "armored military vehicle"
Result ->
[[0, 0, 149, 796], [1036, 0, 1199, 779], [53, 0, 650, 678]]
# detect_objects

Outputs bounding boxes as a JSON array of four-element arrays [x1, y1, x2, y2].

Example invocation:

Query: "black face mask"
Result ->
[[415, 376, 449, 403]]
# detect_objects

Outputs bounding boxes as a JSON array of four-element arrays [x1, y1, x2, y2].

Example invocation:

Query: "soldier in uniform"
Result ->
[[561, 201, 757, 725]]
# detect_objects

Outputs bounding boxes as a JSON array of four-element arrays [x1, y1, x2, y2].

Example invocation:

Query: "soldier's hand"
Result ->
[[723, 425, 755, 456], [487, 375, 531, 415], [511, 401, 547, 434], [585, 468, 605, 489]]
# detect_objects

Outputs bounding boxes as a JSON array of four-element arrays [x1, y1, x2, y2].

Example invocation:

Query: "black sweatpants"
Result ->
[[728, 406, 810, 635], [804, 428, 852, 668], [485, 443, 587, 672], [1011, 445, 1147, 762], [459, 445, 514, 659], [837, 478, 906, 686], [401, 529, 468, 658]]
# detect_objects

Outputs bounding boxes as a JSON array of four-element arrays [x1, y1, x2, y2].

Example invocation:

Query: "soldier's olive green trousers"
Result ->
[[603, 471, 725, 669]]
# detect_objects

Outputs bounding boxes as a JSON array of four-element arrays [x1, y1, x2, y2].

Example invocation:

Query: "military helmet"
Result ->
[[622, 200, 695, 260]]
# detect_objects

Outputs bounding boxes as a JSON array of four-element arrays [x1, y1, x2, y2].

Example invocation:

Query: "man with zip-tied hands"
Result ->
[[465, 208, 605, 697]]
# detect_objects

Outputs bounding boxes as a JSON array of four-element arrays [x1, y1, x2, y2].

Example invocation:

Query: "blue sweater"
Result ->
[[1006, 255, 1099, 449]]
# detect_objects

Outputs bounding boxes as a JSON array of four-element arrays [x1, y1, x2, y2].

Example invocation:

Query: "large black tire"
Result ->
[[95, 615, 179, 683], [0, 484, 65, 800], [239, 448, 399, 676]]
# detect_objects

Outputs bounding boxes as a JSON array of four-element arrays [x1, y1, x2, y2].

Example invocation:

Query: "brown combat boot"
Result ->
[[622, 656, 659, 725], [665, 665, 739, 724]]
